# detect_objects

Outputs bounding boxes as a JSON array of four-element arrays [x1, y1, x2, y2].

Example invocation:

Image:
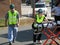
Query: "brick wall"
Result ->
[[0, 0, 21, 18]]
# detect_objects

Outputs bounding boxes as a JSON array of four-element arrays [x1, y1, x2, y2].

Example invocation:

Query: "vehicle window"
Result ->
[[35, 4, 45, 8]]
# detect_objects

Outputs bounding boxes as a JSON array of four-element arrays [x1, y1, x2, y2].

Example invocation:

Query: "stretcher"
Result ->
[[42, 21, 60, 45], [53, 24, 60, 40]]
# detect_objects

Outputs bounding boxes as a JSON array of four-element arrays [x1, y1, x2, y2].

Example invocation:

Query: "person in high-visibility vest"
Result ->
[[5, 4, 20, 45], [32, 9, 47, 44]]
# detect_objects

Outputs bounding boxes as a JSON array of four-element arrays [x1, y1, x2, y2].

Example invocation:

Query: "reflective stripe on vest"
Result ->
[[8, 10, 18, 25], [36, 15, 45, 23]]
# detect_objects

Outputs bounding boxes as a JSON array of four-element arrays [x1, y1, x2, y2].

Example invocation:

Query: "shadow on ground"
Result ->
[[0, 29, 47, 44], [25, 43, 33, 45], [22, 14, 33, 18], [0, 34, 8, 38], [16, 29, 33, 42], [0, 42, 9, 45]]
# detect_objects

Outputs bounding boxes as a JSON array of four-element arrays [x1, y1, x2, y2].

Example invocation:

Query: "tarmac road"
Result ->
[[0, 24, 60, 45], [0, 25, 47, 45]]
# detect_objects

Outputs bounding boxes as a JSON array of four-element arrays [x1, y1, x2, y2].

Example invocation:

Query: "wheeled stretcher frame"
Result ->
[[42, 21, 60, 45]]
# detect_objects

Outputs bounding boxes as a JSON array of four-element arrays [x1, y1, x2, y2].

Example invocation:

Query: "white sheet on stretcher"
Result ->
[[57, 21, 60, 24], [43, 22, 56, 28]]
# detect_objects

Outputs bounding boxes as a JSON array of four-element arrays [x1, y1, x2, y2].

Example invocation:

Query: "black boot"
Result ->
[[12, 39, 15, 43], [9, 42, 12, 45]]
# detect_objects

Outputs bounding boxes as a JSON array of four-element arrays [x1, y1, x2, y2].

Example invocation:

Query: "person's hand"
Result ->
[[43, 19, 48, 23], [45, 19, 48, 22], [18, 24, 19, 26], [17, 23, 19, 27]]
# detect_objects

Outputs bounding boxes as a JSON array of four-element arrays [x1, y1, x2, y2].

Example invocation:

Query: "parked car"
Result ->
[[35, 2, 48, 16]]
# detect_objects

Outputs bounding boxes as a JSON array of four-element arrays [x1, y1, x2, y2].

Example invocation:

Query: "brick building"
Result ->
[[0, 0, 21, 18]]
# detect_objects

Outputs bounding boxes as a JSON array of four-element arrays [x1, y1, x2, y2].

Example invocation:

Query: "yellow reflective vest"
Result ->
[[8, 10, 18, 25], [36, 14, 45, 23]]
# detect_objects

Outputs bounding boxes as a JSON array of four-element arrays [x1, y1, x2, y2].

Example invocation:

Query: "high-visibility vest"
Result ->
[[8, 10, 18, 25], [36, 14, 45, 23]]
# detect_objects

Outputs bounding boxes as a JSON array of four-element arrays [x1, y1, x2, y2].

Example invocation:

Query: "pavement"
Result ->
[[0, 26, 44, 45], [0, 24, 60, 45]]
